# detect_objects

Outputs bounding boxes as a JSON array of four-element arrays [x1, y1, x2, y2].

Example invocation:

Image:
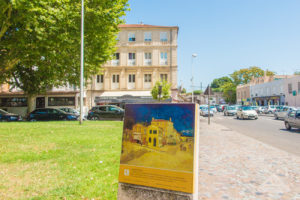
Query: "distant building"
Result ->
[[284, 76, 300, 107]]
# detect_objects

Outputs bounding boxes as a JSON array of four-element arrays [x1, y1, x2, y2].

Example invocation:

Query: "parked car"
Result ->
[[59, 107, 80, 116], [257, 106, 265, 114], [200, 107, 214, 117], [88, 105, 124, 120], [27, 108, 78, 121], [210, 105, 217, 113], [263, 105, 277, 114], [224, 106, 237, 116], [0, 109, 22, 122], [274, 107, 296, 120], [237, 106, 258, 120], [284, 109, 300, 130], [216, 105, 223, 112]]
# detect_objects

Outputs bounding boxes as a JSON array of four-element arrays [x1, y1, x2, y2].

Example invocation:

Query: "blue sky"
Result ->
[[125, 104, 195, 136], [125, 0, 300, 91]]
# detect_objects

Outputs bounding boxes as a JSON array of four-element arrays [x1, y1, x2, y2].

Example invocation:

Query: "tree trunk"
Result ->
[[27, 95, 36, 113]]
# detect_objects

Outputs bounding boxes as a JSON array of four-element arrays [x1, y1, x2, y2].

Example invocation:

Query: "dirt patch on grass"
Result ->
[[0, 160, 61, 199]]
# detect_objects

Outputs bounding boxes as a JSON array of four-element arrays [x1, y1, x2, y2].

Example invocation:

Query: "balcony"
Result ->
[[127, 82, 136, 90], [111, 60, 120, 66], [128, 59, 136, 66], [144, 59, 152, 66], [160, 60, 168, 65]]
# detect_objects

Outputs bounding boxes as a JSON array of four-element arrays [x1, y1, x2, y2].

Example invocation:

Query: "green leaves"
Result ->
[[0, 0, 129, 95], [151, 81, 171, 101]]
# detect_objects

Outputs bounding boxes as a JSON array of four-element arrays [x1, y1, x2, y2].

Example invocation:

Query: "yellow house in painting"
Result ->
[[150, 117, 180, 145], [146, 124, 163, 148], [131, 123, 147, 145]]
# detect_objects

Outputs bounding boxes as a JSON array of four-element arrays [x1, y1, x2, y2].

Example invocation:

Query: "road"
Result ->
[[203, 113, 300, 156]]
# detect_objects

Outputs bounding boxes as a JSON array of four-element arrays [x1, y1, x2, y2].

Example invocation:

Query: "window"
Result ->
[[289, 111, 296, 118], [99, 106, 106, 112], [96, 75, 104, 83], [160, 32, 168, 42], [0, 97, 27, 107], [144, 53, 152, 65], [112, 75, 119, 83], [150, 130, 152, 134], [296, 111, 300, 119], [114, 53, 120, 60], [128, 53, 136, 66], [153, 130, 157, 134], [128, 74, 136, 83], [144, 32, 152, 41], [128, 33, 135, 41], [109, 106, 119, 112], [48, 97, 75, 106], [128, 53, 135, 60], [144, 74, 152, 82], [160, 74, 168, 81], [160, 52, 168, 65], [112, 53, 120, 66], [288, 83, 292, 94], [149, 138, 151, 143]]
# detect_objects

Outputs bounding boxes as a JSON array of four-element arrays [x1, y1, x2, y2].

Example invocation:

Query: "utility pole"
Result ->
[[80, 0, 84, 124], [208, 84, 211, 125], [191, 53, 197, 103]]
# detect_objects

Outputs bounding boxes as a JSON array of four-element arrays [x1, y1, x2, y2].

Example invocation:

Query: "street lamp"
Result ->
[[80, 0, 84, 124], [191, 53, 197, 103]]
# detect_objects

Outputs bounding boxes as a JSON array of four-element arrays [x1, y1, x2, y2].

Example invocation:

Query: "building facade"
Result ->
[[236, 84, 251, 105], [0, 24, 179, 116], [284, 76, 300, 107], [87, 24, 178, 108], [250, 79, 285, 106]]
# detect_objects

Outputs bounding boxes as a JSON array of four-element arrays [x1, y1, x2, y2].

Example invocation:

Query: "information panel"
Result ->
[[119, 103, 199, 194]]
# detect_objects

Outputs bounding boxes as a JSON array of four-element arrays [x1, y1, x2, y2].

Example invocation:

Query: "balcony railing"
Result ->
[[128, 59, 136, 66], [160, 60, 168, 65], [144, 59, 152, 66], [111, 60, 120, 66]]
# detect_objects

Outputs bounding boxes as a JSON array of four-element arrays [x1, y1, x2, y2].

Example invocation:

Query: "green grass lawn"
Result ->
[[0, 121, 123, 200]]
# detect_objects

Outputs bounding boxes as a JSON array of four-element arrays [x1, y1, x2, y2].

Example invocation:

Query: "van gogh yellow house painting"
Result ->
[[119, 103, 198, 194]]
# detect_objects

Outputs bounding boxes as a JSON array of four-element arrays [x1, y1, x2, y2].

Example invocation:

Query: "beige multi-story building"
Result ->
[[86, 24, 179, 108], [0, 24, 179, 115]]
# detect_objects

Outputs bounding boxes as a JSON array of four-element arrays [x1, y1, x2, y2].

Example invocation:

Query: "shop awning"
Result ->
[[98, 91, 151, 97]]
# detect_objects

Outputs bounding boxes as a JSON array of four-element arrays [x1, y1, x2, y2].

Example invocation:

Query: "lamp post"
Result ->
[[80, 0, 84, 124], [191, 53, 197, 103]]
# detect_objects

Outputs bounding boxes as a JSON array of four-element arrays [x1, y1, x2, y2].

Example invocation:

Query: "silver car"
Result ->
[[284, 110, 300, 130], [274, 107, 295, 120], [224, 106, 237, 116]]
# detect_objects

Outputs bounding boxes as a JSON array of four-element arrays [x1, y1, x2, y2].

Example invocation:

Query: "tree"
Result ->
[[0, 0, 129, 112], [221, 82, 236, 104], [193, 90, 202, 95], [294, 71, 300, 75], [151, 81, 171, 101], [230, 66, 275, 85], [211, 76, 232, 92], [181, 88, 186, 94]]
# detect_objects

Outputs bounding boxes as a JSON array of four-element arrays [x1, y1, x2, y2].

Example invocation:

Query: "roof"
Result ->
[[118, 24, 179, 29]]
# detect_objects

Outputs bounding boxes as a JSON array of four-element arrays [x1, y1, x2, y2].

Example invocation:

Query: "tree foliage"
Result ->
[[211, 66, 276, 104], [193, 90, 202, 95], [230, 66, 275, 85], [180, 88, 186, 94], [211, 76, 232, 92], [294, 71, 300, 75], [0, 0, 129, 92], [151, 81, 171, 101]]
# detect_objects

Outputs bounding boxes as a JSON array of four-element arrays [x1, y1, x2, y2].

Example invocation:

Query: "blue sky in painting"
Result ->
[[125, 104, 195, 136]]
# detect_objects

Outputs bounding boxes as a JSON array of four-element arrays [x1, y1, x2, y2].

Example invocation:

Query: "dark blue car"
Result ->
[[27, 108, 78, 121], [0, 109, 22, 122]]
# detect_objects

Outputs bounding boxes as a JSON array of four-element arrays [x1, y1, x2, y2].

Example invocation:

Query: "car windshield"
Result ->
[[202, 107, 208, 111], [242, 107, 253, 111], [228, 106, 236, 110], [0, 109, 8, 114]]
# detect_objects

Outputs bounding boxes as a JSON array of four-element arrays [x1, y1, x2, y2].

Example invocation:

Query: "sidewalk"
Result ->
[[198, 119, 300, 200]]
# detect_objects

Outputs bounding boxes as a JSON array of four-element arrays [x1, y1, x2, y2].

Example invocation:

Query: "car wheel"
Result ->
[[92, 116, 100, 120], [285, 122, 291, 130]]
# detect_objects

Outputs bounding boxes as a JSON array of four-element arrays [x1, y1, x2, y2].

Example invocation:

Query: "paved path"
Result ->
[[198, 118, 300, 200], [212, 113, 300, 156]]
